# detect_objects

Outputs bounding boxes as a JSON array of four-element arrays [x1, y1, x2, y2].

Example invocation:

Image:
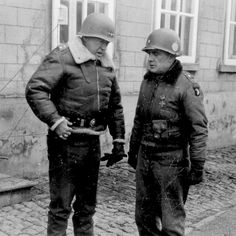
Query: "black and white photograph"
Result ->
[[0, 0, 235, 235]]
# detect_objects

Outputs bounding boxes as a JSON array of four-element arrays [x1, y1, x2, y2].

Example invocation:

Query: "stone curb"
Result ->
[[186, 194, 236, 236], [186, 210, 226, 235]]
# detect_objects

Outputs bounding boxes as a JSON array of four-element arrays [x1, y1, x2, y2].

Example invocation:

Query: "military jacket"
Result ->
[[129, 60, 208, 168], [25, 38, 125, 140]]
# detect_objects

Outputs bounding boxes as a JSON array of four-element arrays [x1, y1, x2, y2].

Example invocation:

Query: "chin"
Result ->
[[96, 53, 104, 58], [148, 68, 158, 73]]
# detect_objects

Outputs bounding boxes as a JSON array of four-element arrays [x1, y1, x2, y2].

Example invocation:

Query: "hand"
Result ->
[[188, 168, 204, 185], [55, 119, 73, 140], [101, 142, 126, 167], [128, 151, 137, 170]]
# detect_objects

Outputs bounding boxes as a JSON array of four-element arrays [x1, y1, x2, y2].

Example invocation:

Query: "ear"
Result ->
[[168, 54, 176, 63]]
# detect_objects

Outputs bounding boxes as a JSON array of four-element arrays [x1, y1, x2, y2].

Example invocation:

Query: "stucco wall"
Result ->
[[0, 0, 50, 177], [194, 0, 236, 147], [205, 92, 236, 148], [0, 99, 47, 178]]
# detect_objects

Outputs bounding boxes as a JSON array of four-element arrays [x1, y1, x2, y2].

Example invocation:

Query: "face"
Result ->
[[83, 37, 109, 60], [146, 49, 175, 74]]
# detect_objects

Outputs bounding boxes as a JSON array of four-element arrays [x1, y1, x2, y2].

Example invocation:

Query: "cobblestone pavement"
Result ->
[[0, 145, 236, 235]]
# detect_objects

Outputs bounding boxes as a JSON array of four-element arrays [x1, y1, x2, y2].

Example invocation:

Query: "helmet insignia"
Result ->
[[194, 88, 200, 96], [108, 32, 114, 37], [172, 42, 179, 52], [90, 119, 96, 127]]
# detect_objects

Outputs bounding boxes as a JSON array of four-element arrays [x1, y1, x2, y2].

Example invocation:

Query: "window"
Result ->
[[154, 0, 199, 63], [52, 0, 115, 54], [224, 0, 236, 65]]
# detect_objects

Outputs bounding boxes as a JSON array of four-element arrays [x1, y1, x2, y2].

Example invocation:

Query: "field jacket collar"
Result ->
[[144, 59, 183, 84], [68, 37, 114, 69]]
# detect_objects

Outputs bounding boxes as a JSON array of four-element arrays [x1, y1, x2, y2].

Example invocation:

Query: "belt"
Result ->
[[66, 116, 107, 136], [66, 117, 98, 128]]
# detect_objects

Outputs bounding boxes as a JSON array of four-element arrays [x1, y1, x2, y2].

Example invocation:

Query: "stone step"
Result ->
[[0, 173, 36, 208]]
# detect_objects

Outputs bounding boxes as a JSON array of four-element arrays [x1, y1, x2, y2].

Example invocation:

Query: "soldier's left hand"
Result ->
[[101, 142, 127, 167]]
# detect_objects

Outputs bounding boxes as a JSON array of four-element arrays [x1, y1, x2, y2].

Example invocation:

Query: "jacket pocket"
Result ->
[[152, 120, 168, 139], [152, 120, 183, 143]]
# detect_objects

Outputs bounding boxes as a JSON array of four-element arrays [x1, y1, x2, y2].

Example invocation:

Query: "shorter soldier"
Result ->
[[128, 28, 208, 236], [26, 13, 125, 236]]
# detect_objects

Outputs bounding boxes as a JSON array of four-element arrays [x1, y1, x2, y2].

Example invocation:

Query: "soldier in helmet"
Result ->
[[25, 13, 126, 235], [128, 28, 208, 236]]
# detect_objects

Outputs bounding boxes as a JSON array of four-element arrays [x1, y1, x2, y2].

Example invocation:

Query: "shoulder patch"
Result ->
[[183, 71, 201, 96], [194, 87, 200, 96]]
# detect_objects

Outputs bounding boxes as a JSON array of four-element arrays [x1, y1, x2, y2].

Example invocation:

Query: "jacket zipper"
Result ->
[[149, 79, 159, 120], [95, 61, 100, 111]]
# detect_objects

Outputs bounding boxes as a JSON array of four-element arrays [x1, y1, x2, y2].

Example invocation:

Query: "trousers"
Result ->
[[135, 145, 189, 236], [47, 132, 100, 236]]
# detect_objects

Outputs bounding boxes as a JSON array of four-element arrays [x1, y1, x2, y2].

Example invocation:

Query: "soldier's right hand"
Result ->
[[55, 119, 73, 140], [187, 168, 204, 185]]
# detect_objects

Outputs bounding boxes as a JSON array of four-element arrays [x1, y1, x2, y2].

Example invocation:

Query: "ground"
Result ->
[[0, 145, 235, 235]]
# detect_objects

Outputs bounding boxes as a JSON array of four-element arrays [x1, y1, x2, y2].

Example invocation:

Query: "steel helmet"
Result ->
[[142, 28, 182, 56], [78, 13, 115, 42]]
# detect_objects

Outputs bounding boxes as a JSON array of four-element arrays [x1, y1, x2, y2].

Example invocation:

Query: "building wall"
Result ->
[[114, 0, 153, 93], [194, 0, 236, 147], [0, 0, 50, 177], [0, 0, 235, 177]]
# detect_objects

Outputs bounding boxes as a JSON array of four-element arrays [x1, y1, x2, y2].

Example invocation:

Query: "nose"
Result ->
[[148, 53, 155, 62]]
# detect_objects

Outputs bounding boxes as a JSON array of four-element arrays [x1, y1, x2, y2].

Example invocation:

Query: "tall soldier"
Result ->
[[128, 28, 208, 236], [25, 13, 126, 236]]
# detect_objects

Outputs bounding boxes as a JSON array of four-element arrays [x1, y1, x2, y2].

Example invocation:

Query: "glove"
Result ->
[[187, 168, 204, 185], [101, 142, 126, 167], [127, 151, 137, 170]]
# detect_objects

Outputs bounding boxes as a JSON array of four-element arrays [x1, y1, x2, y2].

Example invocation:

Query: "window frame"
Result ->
[[154, 0, 199, 64], [224, 0, 236, 66], [51, 0, 115, 52]]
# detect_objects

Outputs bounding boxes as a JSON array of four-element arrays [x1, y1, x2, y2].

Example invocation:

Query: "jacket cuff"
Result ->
[[50, 117, 65, 131], [113, 139, 126, 144]]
